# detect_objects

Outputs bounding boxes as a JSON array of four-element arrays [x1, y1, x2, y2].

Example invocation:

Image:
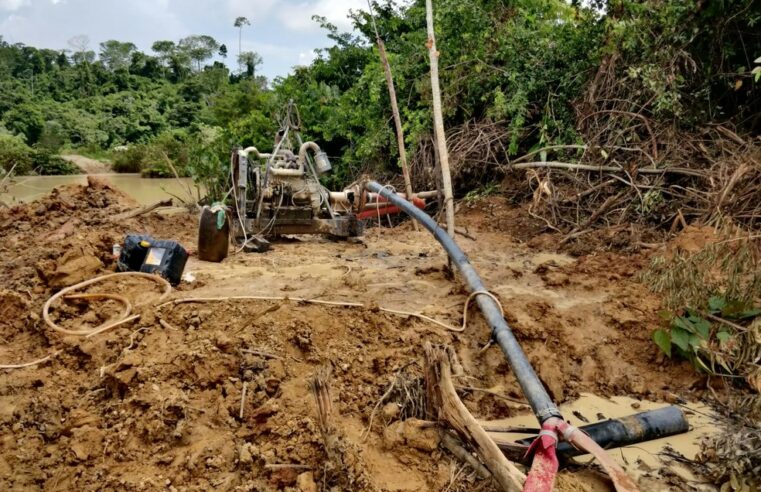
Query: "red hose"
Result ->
[[357, 197, 425, 220], [523, 418, 639, 492], [522, 423, 560, 492], [371, 196, 426, 208]]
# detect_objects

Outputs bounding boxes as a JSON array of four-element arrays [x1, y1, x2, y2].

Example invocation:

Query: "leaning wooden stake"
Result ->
[[111, 198, 172, 221], [367, 1, 418, 231], [425, 0, 455, 238], [424, 342, 525, 491]]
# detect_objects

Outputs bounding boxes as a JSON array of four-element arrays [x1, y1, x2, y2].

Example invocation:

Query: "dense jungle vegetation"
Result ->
[[0, 0, 759, 187]]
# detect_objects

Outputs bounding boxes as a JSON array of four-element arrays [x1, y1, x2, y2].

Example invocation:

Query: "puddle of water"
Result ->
[[487, 393, 717, 488], [1, 173, 198, 206]]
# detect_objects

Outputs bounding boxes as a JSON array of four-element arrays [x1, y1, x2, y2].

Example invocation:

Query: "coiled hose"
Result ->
[[1, 272, 171, 370]]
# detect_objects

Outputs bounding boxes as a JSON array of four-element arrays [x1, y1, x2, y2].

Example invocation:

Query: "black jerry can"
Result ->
[[118, 234, 153, 272], [139, 239, 189, 285]]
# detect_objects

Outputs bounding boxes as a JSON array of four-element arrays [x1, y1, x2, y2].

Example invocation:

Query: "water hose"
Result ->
[[43, 272, 171, 336], [365, 181, 641, 492], [366, 180, 560, 421], [515, 405, 688, 460], [1, 272, 171, 370]]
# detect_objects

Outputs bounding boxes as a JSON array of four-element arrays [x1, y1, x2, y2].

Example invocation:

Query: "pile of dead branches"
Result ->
[[411, 118, 760, 237], [407, 41, 760, 238]]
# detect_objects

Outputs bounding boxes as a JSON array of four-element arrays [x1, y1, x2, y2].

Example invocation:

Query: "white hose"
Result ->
[[1, 272, 172, 370]]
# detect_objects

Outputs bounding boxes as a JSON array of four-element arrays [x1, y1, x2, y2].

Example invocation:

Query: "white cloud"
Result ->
[[226, 0, 277, 18], [297, 50, 316, 65], [0, 0, 29, 11], [277, 0, 364, 32]]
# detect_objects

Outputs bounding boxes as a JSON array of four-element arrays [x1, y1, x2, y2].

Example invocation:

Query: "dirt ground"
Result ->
[[0, 179, 713, 491], [60, 155, 113, 174]]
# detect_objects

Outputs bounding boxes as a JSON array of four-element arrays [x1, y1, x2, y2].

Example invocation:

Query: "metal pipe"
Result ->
[[297, 141, 321, 168], [239, 147, 272, 160], [366, 180, 561, 422], [497, 406, 688, 462]]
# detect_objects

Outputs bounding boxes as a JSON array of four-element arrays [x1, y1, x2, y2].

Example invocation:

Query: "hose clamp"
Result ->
[[562, 425, 579, 442], [538, 429, 558, 442]]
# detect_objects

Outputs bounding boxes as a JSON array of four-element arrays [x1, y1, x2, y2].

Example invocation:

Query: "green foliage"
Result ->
[[645, 236, 761, 383], [0, 133, 33, 174], [653, 299, 759, 376], [0, 133, 77, 175], [464, 182, 499, 204], [33, 151, 79, 175], [185, 125, 229, 202], [0, 0, 758, 191]]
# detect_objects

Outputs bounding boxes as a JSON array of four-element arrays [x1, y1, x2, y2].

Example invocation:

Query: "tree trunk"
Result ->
[[424, 343, 526, 491], [375, 38, 418, 231], [425, 0, 455, 238]]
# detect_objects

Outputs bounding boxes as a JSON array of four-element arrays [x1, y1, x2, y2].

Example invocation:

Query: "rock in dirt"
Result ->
[[296, 471, 318, 492], [383, 418, 440, 452], [0, 290, 28, 331], [37, 246, 103, 288]]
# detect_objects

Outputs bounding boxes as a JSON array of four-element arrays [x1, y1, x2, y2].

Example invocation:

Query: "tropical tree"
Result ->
[[238, 51, 262, 79], [233, 16, 251, 72], [67, 35, 91, 65], [99, 40, 137, 71], [178, 35, 220, 71]]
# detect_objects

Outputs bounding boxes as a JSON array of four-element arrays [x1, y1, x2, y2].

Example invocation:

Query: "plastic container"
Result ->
[[198, 205, 229, 262], [117, 234, 188, 285]]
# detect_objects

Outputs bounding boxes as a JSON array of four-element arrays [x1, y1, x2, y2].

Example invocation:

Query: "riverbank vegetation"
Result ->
[[1, 1, 758, 185]]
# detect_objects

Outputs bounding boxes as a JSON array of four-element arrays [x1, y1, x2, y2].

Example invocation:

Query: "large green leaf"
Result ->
[[737, 308, 761, 320], [673, 316, 696, 334], [688, 334, 704, 351], [652, 329, 671, 357], [671, 327, 690, 352], [721, 299, 750, 319], [692, 318, 711, 339], [716, 331, 732, 344]]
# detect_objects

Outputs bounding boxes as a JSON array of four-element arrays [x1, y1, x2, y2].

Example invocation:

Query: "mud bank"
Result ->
[[0, 179, 718, 491]]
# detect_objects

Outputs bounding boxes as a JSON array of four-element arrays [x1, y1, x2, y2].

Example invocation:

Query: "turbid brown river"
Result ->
[[1, 173, 198, 206]]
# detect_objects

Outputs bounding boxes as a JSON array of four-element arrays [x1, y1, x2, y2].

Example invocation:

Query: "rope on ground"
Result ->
[[1, 272, 171, 370]]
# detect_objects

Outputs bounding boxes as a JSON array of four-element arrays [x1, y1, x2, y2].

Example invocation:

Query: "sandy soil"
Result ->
[[61, 155, 112, 174], [0, 179, 713, 491]]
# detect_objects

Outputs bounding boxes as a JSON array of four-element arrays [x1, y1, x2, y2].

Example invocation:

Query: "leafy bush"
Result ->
[[0, 133, 33, 174], [112, 145, 148, 173], [111, 130, 191, 176], [38, 120, 68, 152], [186, 125, 228, 201], [32, 150, 79, 175], [645, 237, 761, 385]]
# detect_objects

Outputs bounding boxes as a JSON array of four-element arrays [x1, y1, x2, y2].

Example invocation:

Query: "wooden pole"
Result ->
[[367, 2, 418, 231], [425, 0, 455, 238]]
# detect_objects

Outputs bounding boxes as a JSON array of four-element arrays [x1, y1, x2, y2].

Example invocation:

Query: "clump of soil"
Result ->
[[0, 182, 712, 490]]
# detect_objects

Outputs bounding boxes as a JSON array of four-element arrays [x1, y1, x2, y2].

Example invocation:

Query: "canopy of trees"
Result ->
[[0, 0, 758, 183]]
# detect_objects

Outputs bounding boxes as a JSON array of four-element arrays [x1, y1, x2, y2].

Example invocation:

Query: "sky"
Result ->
[[0, 0, 370, 80]]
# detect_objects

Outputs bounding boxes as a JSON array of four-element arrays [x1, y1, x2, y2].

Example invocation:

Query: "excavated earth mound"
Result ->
[[0, 181, 710, 491]]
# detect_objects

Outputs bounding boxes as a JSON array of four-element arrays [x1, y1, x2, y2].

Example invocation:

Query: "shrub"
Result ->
[[112, 145, 148, 173], [0, 133, 33, 174], [32, 150, 79, 175], [111, 131, 191, 176]]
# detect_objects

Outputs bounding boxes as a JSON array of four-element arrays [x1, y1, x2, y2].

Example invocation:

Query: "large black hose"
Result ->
[[366, 181, 562, 422], [516, 405, 689, 460]]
